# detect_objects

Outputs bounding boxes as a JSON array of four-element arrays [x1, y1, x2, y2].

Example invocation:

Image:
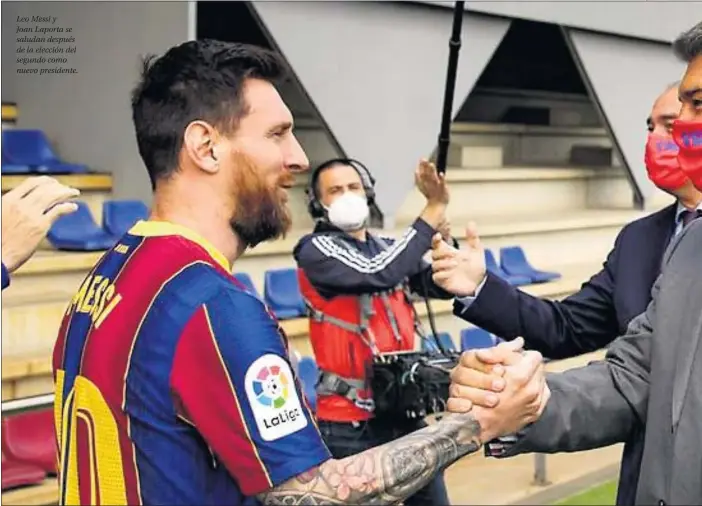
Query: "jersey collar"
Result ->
[[128, 220, 231, 272]]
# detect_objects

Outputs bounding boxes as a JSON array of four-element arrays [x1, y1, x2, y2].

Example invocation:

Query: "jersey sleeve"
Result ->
[[170, 286, 331, 496]]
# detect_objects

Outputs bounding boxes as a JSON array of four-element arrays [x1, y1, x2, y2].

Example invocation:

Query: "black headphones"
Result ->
[[305, 157, 376, 219]]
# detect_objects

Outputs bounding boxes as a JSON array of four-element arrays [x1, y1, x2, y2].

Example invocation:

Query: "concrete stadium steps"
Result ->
[[450, 122, 618, 167], [2, 174, 114, 248], [2, 208, 646, 355], [1, 102, 19, 126], [1, 477, 58, 506], [398, 208, 647, 269], [458, 87, 602, 128], [396, 166, 634, 224], [1, 263, 598, 401], [446, 145, 505, 168], [293, 121, 341, 167]]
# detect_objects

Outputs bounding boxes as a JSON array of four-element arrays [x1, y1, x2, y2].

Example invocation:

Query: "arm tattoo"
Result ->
[[257, 413, 482, 505]]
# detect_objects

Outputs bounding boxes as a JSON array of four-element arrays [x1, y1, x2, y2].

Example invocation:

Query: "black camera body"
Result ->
[[370, 351, 459, 421]]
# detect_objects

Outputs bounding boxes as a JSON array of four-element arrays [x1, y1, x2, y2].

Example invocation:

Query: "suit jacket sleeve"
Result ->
[[453, 232, 623, 359], [407, 262, 455, 300], [496, 272, 658, 457]]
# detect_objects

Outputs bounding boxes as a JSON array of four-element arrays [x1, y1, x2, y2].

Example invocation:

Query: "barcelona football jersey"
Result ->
[[52, 221, 330, 505]]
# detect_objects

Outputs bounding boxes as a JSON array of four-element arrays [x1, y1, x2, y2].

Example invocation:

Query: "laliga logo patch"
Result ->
[[245, 354, 307, 441]]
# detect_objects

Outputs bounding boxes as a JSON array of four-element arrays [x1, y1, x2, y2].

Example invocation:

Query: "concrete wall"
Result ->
[[252, 1, 510, 228], [1, 1, 191, 204], [565, 29, 687, 207], [416, 1, 699, 44]]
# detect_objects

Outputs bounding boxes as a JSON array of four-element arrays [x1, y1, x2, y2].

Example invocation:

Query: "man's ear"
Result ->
[[184, 121, 220, 174]]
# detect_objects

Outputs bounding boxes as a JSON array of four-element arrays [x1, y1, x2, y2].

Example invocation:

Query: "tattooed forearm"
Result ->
[[257, 413, 482, 505]]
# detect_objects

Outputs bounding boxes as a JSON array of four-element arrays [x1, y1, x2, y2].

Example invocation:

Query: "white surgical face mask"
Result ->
[[325, 192, 369, 231]]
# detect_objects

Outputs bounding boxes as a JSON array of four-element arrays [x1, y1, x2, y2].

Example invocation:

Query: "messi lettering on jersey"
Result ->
[[52, 222, 331, 505], [65, 273, 122, 327]]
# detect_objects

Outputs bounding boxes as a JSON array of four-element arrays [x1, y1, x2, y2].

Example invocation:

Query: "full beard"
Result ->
[[229, 155, 293, 248]]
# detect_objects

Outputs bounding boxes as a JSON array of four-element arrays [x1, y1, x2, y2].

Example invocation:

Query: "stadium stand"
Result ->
[[460, 327, 496, 351], [1, 102, 18, 125], [234, 272, 263, 299], [264, 268, 307, 320], [1, 452, 46, 491], [0, 91, 660, 505], [297, 356, 319, 412], [500, 245, 562, 283], [422, 331, 457, 353], [1, 130, 89, 175], [484, 249, 532, 286], [2, 409, 56, 475], [47, 200, 119, 251], [102, 199, 150, 237]]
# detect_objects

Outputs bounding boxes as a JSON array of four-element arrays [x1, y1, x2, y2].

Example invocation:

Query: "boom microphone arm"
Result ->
[[435, 1, 465, 175], [423, 1, 465, 354]]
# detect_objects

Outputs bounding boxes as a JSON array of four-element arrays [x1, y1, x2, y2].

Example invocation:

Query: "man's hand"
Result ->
[[415, 159, 449, 206], [430, 222, 487, 297], [437, 217, 452, 243], [2, 176, 80, 272], [447, 338, 550, 442]]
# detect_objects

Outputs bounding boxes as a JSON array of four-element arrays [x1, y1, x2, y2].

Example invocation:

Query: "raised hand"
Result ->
[[431, 222, 487, 297], [2, 176, 80, 272], [415, 159, 449, 206]]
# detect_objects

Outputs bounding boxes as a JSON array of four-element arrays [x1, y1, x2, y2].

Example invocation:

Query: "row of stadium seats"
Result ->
[[48, 200, 149, 251], [234, 246, 560, 321], [1, 129, 89, 174], [486, 247, 561, 285], [234, 270, 306, 320], [295, 327, 502, 412], [423, 327, 504, 353], [1, 409, 55, 491]]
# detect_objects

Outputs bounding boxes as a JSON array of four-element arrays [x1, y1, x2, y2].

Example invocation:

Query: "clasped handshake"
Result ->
[[430, 229, 551, 443]]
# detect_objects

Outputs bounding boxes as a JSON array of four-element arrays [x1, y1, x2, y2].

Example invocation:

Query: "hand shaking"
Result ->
[[447, 337, 551, 443]]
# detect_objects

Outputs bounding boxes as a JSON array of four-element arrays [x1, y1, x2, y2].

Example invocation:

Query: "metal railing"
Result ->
[[2, 393, 54, 416]]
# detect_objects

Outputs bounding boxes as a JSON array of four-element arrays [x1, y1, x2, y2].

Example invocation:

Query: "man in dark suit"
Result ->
[[438, 21, 702, 505], [439, 81, 702, 506]]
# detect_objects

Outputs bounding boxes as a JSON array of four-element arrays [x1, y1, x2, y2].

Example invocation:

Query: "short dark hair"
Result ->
[[673, 21, 702, 63], [131, 39, 288, 189]]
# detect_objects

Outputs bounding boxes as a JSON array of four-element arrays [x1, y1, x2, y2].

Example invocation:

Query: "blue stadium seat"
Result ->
[[47, 201, 118, 251], [422, 331, 456, 353], [1, 129, 88, 174], [500, 246, 561, 283], [297, 357, 319, 411], [460, 327, 496, 351], [1, 153, 30, 174], [233, 272, 261, 299], [484, 249, 531, 286], [264, 268, 306, 320], [1, 163, 31, 174], [102, 200, 149, 237]]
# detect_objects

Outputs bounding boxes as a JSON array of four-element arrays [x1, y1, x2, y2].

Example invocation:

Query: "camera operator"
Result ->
[[293, 158, 455, 506]]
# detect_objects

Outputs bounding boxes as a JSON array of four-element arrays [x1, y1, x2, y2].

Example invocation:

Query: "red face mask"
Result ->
[[672, 119, 702, 191], [644, 133, 688, 191]]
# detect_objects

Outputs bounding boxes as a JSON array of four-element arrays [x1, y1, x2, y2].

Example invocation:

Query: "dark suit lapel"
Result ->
[[672, 306, 702, 428], [650, 205, 676, 272]]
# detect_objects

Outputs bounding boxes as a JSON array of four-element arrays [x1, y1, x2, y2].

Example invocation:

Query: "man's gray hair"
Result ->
[[673, 21, 702, 62]]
